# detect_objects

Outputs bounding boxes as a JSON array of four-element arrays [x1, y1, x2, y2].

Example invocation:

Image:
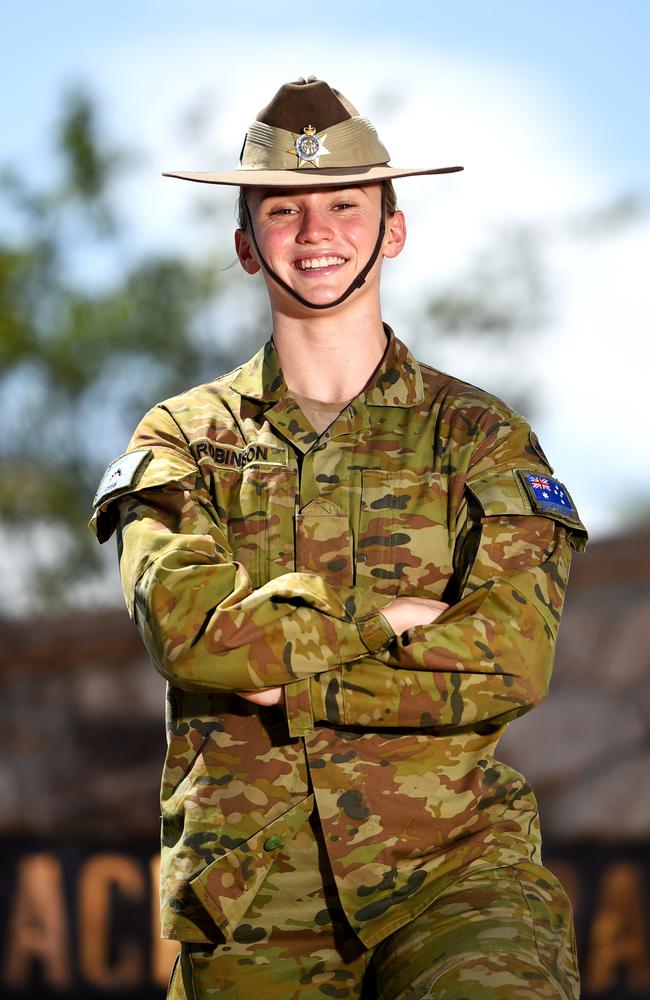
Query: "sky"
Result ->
[[3, 0, 650, 545]]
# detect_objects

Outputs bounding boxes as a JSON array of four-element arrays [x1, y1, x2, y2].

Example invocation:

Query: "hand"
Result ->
[[381, 596, 449, 636], [236, 687, 285, 706]]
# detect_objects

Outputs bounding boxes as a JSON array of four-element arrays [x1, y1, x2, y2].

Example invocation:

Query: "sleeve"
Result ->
[[287, 419, 588, 737], [89, 406, 394, 694]]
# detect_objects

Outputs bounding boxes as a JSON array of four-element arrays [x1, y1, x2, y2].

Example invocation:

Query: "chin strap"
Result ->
[[242, 188, 386, 311]]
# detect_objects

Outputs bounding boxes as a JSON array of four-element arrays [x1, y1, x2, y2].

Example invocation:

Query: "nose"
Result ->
[[296, 204, 333, 243]]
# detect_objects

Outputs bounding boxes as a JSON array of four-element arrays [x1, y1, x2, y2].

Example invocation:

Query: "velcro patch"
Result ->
[[93, 449, 152, 507], [518, 470, 580, 523]]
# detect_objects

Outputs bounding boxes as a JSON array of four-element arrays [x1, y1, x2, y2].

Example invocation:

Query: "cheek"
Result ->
[[344, 217, 381, 249], [257, 226, 294, 260]]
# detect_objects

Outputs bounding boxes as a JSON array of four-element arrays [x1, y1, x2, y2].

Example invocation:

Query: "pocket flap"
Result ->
[[189, 796, 313, 937]]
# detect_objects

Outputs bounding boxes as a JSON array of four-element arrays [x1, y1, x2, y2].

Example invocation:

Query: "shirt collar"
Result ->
[[230, 324, 424, 408]]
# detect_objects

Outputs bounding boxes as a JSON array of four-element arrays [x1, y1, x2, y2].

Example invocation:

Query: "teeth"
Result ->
[[297, 256, 346, 270]]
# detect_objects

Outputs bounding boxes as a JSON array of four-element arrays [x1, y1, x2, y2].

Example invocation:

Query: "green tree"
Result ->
[[1, 88, 643, 612], [0, 88, 260, 612]]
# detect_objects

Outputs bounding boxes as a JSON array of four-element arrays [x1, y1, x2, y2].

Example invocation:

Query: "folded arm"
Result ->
[[284, 467, 587, 737], [238, 596, 450, 707], [91, 408, 395, 693]]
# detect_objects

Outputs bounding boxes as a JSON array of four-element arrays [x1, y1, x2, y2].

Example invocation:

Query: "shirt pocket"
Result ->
[[207, 463, 297, 588], [357, 468, 452, 598], [296, 497, 353, 587]]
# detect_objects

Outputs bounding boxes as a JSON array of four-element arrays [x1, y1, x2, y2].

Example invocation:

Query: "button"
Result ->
[[263, 836, 282, 852]]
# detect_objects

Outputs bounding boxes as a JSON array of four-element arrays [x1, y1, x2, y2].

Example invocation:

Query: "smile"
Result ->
[[295, 256, 347, 270]]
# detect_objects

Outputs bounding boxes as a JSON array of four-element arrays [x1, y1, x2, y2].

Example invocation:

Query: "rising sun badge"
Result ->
[[292, 125, 330, 167]]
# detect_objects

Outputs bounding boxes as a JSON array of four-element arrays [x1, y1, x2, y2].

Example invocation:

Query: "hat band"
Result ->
[[239, 116, 390, 172]]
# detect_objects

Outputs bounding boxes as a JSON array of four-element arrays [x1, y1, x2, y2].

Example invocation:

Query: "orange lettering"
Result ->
[[3, 853, 71, 988], [78, 854, 144, 987], [585, 862, 650, 992]]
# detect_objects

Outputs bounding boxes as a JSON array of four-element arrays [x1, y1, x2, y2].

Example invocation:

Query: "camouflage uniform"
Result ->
[[91, 327, 587, 997]]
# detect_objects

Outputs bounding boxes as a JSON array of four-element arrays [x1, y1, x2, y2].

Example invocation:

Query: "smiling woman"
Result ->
[[91, 75, 588, 1000], [234, 183, 405, 311]]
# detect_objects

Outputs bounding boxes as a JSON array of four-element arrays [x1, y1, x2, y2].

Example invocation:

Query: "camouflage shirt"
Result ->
[[91, 327, 587, 947]]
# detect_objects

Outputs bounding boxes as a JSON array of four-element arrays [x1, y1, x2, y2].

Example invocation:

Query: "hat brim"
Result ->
[[162, 164, 463, 188]]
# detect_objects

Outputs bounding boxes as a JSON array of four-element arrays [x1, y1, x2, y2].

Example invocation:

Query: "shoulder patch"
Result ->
[[517, 470, 581, 524], [93, 449, 152, 508]]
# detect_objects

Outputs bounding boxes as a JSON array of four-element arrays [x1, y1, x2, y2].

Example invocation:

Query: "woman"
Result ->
[[92, 76, 587, 999]]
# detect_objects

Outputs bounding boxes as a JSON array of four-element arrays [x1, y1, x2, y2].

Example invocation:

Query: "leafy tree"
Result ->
[[0, 89, 260, 612], [1, 87, 643, 612]]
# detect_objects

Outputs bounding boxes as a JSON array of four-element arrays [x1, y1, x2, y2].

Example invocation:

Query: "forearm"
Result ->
[[298, 606, 553, 731], [134, 550, 394, 692], [285, 522, 573, 736], [238, 593, 448, 709]]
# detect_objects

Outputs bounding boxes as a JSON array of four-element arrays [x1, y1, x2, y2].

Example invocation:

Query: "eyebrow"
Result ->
[[258, 186, 368, 203]]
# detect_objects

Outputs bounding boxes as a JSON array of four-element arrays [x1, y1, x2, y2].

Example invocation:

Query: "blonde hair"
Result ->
[[236, 179, 397, 231]]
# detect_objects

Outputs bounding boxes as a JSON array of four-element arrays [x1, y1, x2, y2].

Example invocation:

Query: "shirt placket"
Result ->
[[281, 401, 370, 737]]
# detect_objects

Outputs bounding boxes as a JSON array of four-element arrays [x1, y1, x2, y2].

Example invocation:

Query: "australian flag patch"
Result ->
[[519, 470, 581, 524]]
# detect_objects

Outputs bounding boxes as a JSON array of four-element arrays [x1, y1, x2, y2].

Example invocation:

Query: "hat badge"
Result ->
[[294, 124, 330, 167]]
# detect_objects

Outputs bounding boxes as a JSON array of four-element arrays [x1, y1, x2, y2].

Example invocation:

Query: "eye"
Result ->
[[333, 200, 355, 211], [269, 206, 295, 216]]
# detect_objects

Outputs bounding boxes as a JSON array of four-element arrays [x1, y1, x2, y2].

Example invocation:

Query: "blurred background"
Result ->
[[1, 2, 649, 997]]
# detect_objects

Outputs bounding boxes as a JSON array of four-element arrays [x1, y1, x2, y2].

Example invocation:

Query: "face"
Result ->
[[235, 184, 406, 311]]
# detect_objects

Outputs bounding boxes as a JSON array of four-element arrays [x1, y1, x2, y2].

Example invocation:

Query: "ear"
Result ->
[[381, 209, 407, 260], [235, 229, 261, 275]]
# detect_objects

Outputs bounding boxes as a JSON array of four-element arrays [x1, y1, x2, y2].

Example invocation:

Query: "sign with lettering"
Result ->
[[0, 840, 648, 998]]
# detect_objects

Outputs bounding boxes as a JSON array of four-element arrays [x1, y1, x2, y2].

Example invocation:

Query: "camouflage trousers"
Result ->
[[167, 813, 579, 1000]]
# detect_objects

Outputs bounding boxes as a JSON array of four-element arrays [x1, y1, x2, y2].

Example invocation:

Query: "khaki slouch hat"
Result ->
[[164, 76, 463, 188]]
